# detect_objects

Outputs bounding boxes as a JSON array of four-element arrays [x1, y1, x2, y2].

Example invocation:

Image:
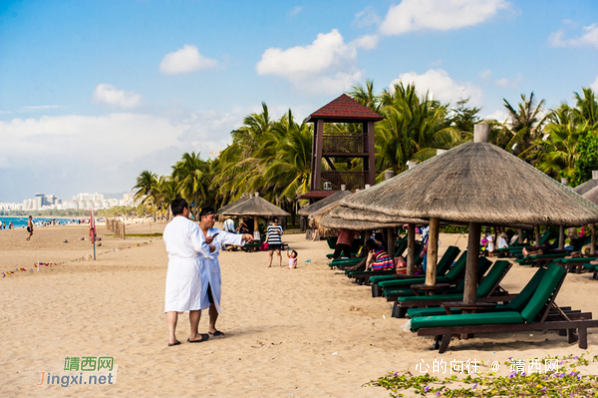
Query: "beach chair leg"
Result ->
[[579, 328, 588, 349], [372, 284, 380, 297], [392, 304, 407, 319], [433, 335, 441, 350], [438, 335, 451, 353], [568, 328, 578, 344]]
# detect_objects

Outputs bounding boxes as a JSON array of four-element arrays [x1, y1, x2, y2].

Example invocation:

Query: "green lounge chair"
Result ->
[[411, 263, 598, 353], [351, 245, 458, 285], [407, 267, 546, 318], [384, 256, 494, 303], [553, 256, 598, 274], [345, 240, 409, 282], [391, 259, 510, 318], [374, 251, 470, 299]]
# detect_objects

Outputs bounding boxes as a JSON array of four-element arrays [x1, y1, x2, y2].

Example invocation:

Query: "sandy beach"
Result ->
[[3, 224, 598, 397]]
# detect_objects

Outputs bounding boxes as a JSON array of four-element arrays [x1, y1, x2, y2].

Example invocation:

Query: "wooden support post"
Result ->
[[463, 222, 481, 305], [386, 227, 395, 257], [535, 225, 541, 248], [425, 218, 439, 286], [254, 216, 260, 240], [407, 224, 416, 276], [592, 224, 596, 256], [559, 225, 565, 250], [518, 228, 523, 245]]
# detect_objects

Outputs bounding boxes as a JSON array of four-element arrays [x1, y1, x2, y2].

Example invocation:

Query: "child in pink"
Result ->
[[287, 249, 298, 269]]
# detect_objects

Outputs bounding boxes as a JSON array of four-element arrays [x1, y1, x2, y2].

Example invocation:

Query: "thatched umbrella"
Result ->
[[298, 190, 352, 216], [222, 195, 290, 238], [339, 125, 598, 304], [582, 186, 598, 255], [217, 195, 250, 221], [574, 171, 598, 195]]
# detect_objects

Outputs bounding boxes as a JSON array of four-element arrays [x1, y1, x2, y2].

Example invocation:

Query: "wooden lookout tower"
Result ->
[[303, 94, 383, 201]]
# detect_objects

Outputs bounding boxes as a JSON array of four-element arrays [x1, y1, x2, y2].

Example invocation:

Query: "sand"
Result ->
[[2, 225, 598, 397]]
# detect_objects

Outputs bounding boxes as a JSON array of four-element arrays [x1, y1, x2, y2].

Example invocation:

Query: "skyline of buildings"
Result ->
[[0, 192, 137, 212]]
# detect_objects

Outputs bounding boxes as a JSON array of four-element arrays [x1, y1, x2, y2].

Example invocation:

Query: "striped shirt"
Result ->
[[370, 250, 394, 271], [266, 225, 283, 245]]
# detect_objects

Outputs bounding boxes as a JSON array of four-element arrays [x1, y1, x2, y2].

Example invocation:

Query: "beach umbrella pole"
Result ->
[[558, 225, 565, 250], [425, 217, 439, 286], [386, 227, 395, 258], [407, 223, 416, 275], [463, 222, 481, 305], [592, 224, 596, 256]]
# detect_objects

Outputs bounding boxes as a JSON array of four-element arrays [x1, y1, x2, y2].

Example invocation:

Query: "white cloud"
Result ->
[[92, 84, 142, 109], [549, 23, 598, 49], [480, 69, 492, 79], [0, 108, 249, 200], [590, 74, 598, 92], [351, 34, 379, 50], [288, 6, 303, 17], [159, 45, 218, 75], [390, 69, 484, 106], [483, 109, 508, 122], [380, 0, 509, 35], [353, 7, 381, 28], [256, 29, 363, 94]]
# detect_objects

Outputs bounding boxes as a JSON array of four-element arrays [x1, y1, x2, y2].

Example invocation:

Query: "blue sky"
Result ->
[[1, 0, 598, 202]]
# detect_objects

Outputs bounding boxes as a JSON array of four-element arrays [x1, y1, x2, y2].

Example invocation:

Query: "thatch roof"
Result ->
[[574, 178, 598, 196], [217, 196, 250, 214], [221, 196, 290, 218], [297, 190, 352, 216], [339, 142, 598, 227], [308, 201, 343, 229], [583, 185, 598, 206]]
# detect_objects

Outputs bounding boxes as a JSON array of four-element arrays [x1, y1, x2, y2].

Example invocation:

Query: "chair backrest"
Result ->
[[444, 251, 468, 281], [436, 246, 461, 276], [454, 256, 491, 290], [412, 242, 424, 265], [326, 236, 337, 249], [476, 260, 511, 297], [505, 267, 546, 312], [477, 257, 492, 282], [520, 263, 567, 322], [393, 240, 408, 257]]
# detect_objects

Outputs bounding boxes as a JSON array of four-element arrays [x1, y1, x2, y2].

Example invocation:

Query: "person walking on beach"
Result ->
[[266, 217, 284, 267], [198, 207, 252, 337], [163, 198, 214, 347], [26, 216, 34, 241]]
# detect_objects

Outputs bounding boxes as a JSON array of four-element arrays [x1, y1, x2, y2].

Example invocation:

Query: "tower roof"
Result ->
[[307, 94, 383, 122]]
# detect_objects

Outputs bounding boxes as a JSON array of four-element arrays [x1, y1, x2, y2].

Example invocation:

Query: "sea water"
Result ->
[[0, 216, 79, 229]]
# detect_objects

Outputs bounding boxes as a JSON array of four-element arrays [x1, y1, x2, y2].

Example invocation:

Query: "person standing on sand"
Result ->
[[26, 216, 34, 241], [163, 198, 214, 347], [266, 217, 283, 267], [198, 207, 252, 337]]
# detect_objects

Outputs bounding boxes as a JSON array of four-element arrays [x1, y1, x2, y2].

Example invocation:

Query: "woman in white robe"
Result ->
[[200, 228, 245, 314]]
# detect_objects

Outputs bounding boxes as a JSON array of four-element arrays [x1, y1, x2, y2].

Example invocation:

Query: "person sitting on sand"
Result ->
[[287, 249, 298, 269], [26, 215, 34, 241]]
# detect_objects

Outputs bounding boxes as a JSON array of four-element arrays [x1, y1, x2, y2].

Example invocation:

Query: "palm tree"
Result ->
[[573, 87, 598, 129], [155, 176, 179, 220], [172, 152, 210, 219], [528, 104, 584, 178], [349, 79, 380, 112], [374, 82, 458, 177], [502, 92, 548, 158], [132, 170, 158, 219]]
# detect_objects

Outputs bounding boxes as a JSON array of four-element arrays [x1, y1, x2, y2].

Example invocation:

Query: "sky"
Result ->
[[1, 0, 598, 203]]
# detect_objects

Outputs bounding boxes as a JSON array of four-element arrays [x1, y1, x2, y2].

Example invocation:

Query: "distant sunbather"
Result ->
[[341, 240, 404, 272]]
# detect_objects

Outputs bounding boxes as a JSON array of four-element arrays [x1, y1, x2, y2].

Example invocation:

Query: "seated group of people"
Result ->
[[336, 233, 407, 273]]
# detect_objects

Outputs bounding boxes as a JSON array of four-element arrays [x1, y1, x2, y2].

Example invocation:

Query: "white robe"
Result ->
[[200, 228, 245, 313], [163, 217, 211, 313]]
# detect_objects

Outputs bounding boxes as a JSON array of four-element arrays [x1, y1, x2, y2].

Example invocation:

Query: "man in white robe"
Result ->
[[198, 207, 252, 337], [163, 198, 215, 346]]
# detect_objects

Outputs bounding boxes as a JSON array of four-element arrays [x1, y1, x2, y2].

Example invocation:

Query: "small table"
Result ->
[[410, 283, 452, 296], [442, 301, 497, 315]]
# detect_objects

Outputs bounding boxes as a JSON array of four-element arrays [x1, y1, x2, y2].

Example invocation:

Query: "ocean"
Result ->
[[0, 216, 83, 229]]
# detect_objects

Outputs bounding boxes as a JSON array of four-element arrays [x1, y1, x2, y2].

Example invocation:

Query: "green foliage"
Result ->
[[570, 133, 598, 186], [370, 353, 598, 397]]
